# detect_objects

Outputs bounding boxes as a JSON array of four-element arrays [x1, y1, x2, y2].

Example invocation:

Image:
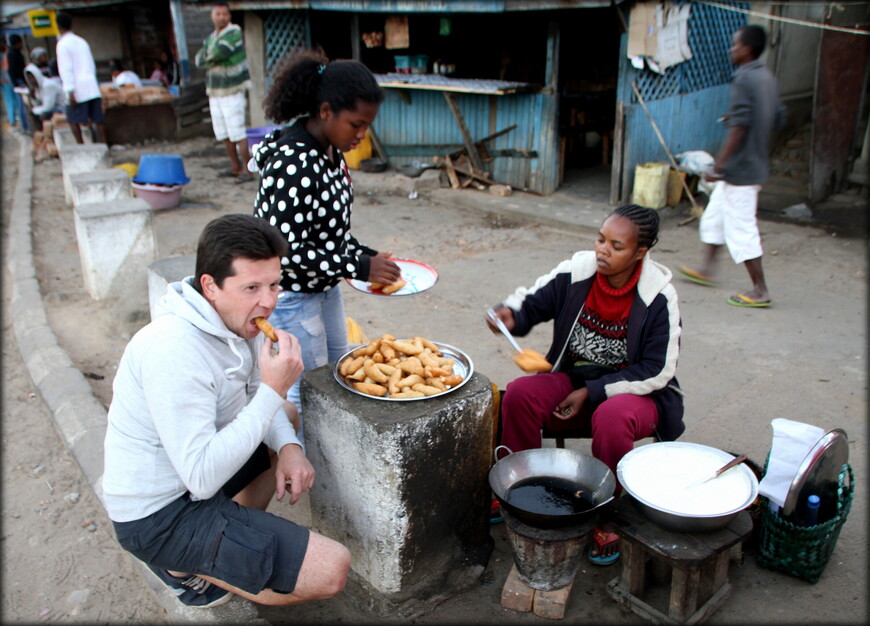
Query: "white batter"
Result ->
[[620, 445, 753, 516]]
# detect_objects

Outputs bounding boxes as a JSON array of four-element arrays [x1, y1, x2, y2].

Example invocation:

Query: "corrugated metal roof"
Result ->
[[42, 0, 141, 8], [194, 0, 623, 12], [1, 1, 43, 19], [375, 73, 539, 95]]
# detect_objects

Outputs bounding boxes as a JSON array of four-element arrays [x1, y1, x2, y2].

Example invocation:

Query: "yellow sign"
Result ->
[[28, 10, 59, 38]]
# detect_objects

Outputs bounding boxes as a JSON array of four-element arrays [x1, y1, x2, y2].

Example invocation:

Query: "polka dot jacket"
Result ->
[[252, 120, 377, 293]]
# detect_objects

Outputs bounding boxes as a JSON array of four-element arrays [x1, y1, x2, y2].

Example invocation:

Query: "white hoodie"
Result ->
[[102, 277, 301, 523], [24, 63, 65, 116]]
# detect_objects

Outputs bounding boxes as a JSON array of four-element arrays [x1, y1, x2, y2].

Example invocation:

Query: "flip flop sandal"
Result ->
[[677, 265, 718, 287], [727, 294, 771, 308], [220, 168, 241, 178], [588, 528, 620, 566], [234, 173, 255, 184]]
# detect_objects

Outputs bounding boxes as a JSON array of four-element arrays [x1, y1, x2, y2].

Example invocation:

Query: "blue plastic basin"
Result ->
[[133, 154, 190, 185]]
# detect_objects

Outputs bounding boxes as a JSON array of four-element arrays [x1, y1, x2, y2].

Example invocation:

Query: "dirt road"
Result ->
[[3, 129, 866, 623]]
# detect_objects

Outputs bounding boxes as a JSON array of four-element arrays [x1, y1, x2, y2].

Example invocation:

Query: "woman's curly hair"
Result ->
[[263, 49, 384, 123]]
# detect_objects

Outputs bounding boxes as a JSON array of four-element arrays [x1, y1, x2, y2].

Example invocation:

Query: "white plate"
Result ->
[[346, 258, 438, 296], [333, 340, 473, 402]]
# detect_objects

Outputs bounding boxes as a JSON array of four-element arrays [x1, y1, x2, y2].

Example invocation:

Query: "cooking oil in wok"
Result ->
[[506, 476, 595, 516]]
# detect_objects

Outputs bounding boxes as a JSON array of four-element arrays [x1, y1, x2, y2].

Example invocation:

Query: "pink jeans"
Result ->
[[499, 372, 659, 481]]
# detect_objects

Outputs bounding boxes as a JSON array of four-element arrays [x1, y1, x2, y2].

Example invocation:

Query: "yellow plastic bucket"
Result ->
[[667, 169, 686, 206], [631, 162, 669, 209], [344, 130, 373, 170]]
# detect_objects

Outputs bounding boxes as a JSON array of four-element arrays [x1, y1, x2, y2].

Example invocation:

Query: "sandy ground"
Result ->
[[2, 129, 867, 623]]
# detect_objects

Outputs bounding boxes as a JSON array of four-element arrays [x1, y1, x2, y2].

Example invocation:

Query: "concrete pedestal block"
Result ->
[[147, 255, 195, 320], [74, 198, 156, 300], [70, 169, 131, 208], [301, 366, 494, 618], [54, 125, 93, 152], [59, 143, 110, 206]]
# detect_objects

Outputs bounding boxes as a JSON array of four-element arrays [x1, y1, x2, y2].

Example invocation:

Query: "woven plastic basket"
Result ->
[[757, 463, 853, 584]]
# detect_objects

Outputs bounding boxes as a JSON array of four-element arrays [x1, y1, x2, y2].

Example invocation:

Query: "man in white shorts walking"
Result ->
[[678, 24, 784, 308], [195, 2, 253, 183]]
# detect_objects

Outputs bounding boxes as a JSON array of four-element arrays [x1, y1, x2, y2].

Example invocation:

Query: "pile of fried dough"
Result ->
[[338, 334, 463, 398], [369, 278, 407, 294]]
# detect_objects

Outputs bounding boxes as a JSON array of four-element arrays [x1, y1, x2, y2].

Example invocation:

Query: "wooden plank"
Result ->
[[444, 154, 461, 189], [621, 539, 647, 598], [368, 125, 388, 160], [501, 564, 534, 612], [449, 163, 495, 185], [442, 92, 485, 172], [669, 565, 701, 622], [711, 551, 730, 592], [447, 124, 519, 160], [686, 582, 732, 625], [607, 578, 677, 625]]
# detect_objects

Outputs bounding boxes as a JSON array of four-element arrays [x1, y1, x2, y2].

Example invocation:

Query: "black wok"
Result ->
[[489, 446, 616, 528]]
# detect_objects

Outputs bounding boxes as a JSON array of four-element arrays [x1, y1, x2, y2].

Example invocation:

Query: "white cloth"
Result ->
[[209, 91, 247, 142], [101, 277, 301, 522], [112, 70, 142, 88], [55, 31, 101, 103], [758, 418, 825, 509], [698, 180, 763, 264]]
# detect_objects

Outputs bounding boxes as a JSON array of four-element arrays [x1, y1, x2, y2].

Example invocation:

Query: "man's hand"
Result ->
[[553, 387, 589, 420], [485, 305, 515, 334], [275, 444, 315, 505], [258, 329, 303, 398], [703, 166, 724, 183], [68, 92, 77, 107], [367, 252, 401, 284]]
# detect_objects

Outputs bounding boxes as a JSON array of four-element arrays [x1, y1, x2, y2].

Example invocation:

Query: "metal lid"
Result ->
[[780, 428, 849, 517]]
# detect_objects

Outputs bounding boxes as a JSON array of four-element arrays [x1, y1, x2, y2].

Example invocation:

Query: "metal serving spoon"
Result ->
[[486, 308, 523, 354], [688, 454, 748, 488]]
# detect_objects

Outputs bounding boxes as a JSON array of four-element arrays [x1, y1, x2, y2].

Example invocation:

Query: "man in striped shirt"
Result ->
[[196, 2, 253, 183]]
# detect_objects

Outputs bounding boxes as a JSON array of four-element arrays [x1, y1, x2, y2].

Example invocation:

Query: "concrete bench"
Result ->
[[53, 125, 93, 152], [59, 143, 109, 206], [301, 365, 494, 618], [147, 255, 195, 320], [73, 198, 156, 300], [69, 169, 132, 208]]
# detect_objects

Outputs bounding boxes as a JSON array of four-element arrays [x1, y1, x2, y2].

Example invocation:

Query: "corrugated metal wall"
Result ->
[[374, 88, 547, 190], [614, 1, 748, 203]]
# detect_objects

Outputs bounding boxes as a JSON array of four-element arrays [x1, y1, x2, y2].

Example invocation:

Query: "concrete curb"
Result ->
[[5, 130, 257, 624]]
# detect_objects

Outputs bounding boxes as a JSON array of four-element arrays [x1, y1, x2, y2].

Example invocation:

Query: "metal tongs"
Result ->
[[487, 308, 523, 354]]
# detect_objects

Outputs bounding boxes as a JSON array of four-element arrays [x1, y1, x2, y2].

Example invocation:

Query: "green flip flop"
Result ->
[[727, 294, 771, 308], [677, 265, 717, 287]]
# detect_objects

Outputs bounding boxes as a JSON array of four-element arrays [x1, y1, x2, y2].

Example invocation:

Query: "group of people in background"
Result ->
[[2, 13, 181, 145]]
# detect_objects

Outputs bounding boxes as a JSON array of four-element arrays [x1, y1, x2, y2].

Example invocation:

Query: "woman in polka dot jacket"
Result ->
[[251, 49, 401, 442]]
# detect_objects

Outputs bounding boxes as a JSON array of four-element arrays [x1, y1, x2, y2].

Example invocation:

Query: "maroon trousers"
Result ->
[[499, 372, 659, 481]]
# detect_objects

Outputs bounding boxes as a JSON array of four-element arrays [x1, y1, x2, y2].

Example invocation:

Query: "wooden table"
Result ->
[[605, 498, 752, 624]]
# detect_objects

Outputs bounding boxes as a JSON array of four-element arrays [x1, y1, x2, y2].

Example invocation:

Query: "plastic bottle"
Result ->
[[804, 494, 820, 526]]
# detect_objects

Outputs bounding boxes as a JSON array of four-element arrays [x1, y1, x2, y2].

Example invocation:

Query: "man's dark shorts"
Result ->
[[65, 97, 104, 125], [111, 444, 310, 595]]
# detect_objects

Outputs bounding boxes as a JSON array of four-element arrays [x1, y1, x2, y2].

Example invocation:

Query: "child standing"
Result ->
[[251, 49, 401, 442]]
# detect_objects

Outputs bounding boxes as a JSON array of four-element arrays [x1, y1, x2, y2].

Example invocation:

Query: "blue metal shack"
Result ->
[[214, 1, 750, 199]]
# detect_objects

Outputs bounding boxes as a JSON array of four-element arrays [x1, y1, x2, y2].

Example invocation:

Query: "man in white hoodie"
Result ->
[[103, 213, 350, 609]]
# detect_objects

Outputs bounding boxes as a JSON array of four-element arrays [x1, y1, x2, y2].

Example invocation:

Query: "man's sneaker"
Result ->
[[146, 564, 233, 609]]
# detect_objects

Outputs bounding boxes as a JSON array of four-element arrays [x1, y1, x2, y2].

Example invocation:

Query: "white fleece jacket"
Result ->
[[102, 277, 301, 523]]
